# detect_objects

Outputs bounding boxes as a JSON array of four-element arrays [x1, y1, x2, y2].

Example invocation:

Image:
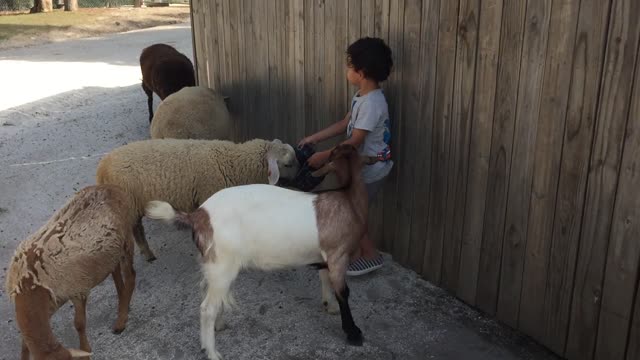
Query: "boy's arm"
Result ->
[[299, 112, 351, 146], [307, 129, 368, 169]]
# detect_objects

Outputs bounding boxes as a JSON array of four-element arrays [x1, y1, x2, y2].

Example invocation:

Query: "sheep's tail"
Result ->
[[145, 201, 177, 222]]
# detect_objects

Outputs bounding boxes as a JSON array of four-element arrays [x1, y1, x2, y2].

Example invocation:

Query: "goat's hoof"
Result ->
[[112, 325, 125, 334], [323, 301, 340, 315], [346, 330, 363, 346]]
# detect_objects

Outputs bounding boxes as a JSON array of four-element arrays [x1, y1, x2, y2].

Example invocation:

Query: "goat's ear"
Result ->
[[311, 162, 336, 177], [329, 144, 357, 161], [266, 153, 280, 185], [69, 349, 92, 358], [360, 156, 378, 165]]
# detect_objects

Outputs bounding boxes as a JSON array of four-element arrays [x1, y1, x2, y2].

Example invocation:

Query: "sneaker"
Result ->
[[346, 255, 384, 276]]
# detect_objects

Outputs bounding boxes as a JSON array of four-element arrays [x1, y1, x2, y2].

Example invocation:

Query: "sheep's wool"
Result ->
[[5, 186, 134, 304]]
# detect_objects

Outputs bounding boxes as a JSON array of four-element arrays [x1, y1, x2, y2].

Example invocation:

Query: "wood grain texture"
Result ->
[[456, 0, 503, 306], [422, 0, 459, 285], [543, 0, 613, 355], [440, 0, 479, 292], [475, 0, 526, 315]]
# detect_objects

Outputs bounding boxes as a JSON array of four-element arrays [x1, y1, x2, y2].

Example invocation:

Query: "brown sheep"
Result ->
[[5, 185, 138, 360], [139, 43, 196, 123]]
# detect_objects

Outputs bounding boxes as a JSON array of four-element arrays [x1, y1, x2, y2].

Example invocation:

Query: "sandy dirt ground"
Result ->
[[0, 5, 190, 50], [0, 23, 560, 360]]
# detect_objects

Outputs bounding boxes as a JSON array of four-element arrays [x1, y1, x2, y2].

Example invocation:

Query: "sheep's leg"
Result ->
[[142, 83, 154, 122], [201, 262, 238, 360], [133, 219, 156, 262], [113, 249, 136, 334], [20, 339, 29, 360], [319, 269, 339, 315], [71, 296, 92, 357], [328, 256, 363, 346]]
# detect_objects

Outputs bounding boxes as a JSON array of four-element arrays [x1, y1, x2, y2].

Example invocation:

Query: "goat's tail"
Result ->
[[145, 201, 177, 222]]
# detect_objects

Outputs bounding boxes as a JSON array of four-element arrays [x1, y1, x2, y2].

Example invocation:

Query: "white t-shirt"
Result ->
[[346, 89, 393, 183]]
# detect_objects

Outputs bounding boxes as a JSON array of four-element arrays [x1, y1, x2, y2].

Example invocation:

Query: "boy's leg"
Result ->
[[347, 179, 385, 276]]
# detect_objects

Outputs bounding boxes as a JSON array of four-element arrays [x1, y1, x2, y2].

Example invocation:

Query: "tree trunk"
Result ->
[[64, 0, 77, 11], [134, 0, 143, 8], [31, 0, 53, 13]]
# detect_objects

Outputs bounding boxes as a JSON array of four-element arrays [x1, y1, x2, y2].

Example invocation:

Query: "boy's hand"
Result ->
[[298, 135, 317, 147], [307, 150, 330, 169]]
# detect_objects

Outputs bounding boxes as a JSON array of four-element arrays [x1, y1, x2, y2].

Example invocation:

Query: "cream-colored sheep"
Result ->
[[96, 138, 299, 262], [150, 86, 232, 140], [5, 185, 138, 360]]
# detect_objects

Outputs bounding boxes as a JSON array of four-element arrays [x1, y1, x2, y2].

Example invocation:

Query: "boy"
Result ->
[[299, 37, 393, 276]]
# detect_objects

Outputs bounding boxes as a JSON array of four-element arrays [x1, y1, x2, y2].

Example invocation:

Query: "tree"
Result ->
[[30, 0, 53, 13], [64, 0, 77, 11], [134, 0, 142, 7]]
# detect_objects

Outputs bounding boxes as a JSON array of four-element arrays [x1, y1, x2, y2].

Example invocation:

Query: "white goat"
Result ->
[[145, 144, 371, 360]]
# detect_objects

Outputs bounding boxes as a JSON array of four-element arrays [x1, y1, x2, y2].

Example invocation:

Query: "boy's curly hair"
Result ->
[[346, 37, 393, 82]]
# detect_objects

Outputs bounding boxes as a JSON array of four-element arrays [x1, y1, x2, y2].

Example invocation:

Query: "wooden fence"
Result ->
[[189, 0, 640, 359]]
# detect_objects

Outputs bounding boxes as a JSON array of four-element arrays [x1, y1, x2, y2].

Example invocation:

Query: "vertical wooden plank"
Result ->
[[215, 0, 229, 89], [347, 0, 361, 97], [222, 0, 240, 140], [370, 0, 391, 251], [189, 0, 200, 84], [594, 23, 640, 359], [440, 0, 480, 292], [392, 0, 422, 268], [267, 0, 279, 139], [207, 0, 222, 91], [335, 0, 349, 125], [474, 0, 526, 315], [456, 0, 503, 305], [566, 0, 640, 357], [539, 0, 611, 354], [291, 0, 306, 141], [385, 0, 405, 264], [518, 0, 581, 345], [304, 0, 316, 137], [497, 0, 552, 329], [628, 279, 640, 360], [323, 0, 337, 140], [381, 0, 403, 257], [361, 0, 375, 36], [553, 0, 613, 356], [421, 0, 459, 284], [406, 0, 440, 272], [242, 0, 255, 138], [313, 0, 326, 142]]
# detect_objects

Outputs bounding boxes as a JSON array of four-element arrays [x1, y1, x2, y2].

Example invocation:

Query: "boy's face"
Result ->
[[346, 64, 363, 86]]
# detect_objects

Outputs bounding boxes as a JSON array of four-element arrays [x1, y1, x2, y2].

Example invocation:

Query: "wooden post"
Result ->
[[134, 0, 143, 8], [64, 0, 77, 11]]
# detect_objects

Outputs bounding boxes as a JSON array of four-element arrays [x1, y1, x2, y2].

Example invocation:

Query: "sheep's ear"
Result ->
[[69, 348, 92, 358], [266, 154, 280, 185], [271, 139, 283, 145]]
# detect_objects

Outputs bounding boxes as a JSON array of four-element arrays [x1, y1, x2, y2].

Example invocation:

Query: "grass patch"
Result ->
[[0, 6, 190, 48]]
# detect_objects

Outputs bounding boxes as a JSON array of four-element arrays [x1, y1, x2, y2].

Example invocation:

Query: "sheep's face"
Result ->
[[266, 140, 299, 184]]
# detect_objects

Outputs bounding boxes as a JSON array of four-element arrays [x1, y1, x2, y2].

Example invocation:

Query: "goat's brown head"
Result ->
[[310, 145, 367, 187]]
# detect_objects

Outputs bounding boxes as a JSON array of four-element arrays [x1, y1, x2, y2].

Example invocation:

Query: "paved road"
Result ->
[[0, 24, 558, 360]]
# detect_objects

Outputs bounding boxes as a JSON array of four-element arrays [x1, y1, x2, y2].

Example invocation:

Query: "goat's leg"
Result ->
[[319, 269, 339, 314], [142, 83, 154, 122], [113, 248, 136, 334], [200, 262, 238, 360], [20, 339, 29, 360], [133, 219, 156, 262], [328, 255, 363, 346], [71, 296, 92, 357]]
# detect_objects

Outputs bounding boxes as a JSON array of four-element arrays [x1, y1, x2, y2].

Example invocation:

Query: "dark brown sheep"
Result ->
[[139, 43, 196, 123]]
